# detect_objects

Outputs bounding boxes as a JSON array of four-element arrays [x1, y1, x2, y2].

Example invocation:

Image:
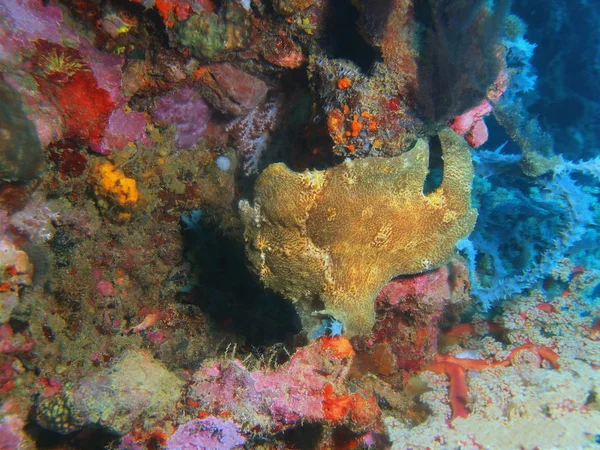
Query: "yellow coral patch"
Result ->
[[94, 162, 140, 206], [240, 129, 477, 336]]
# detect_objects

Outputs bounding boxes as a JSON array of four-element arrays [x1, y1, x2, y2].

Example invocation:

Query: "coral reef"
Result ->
[[384, 283, 600, 449], [175, 2, 250, 60], [240, 129, 476, 336], [0, 0, 597, 448], [226, 94, 283, 174], [461, 144, 597, 308]]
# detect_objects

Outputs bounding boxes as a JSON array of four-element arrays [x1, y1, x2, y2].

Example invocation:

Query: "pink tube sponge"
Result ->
[[450, 99, 493, 148]]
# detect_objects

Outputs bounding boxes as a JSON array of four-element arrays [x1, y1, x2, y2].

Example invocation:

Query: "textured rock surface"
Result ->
[[196, 63, 269, 116], [0, 81, 45, 181], [36, 350, 183, 434], [240, 129, 476, 336], [188, 337, 379, 433]]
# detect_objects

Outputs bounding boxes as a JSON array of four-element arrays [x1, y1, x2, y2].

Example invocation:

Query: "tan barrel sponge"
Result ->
[[239, 128, 477, 336]]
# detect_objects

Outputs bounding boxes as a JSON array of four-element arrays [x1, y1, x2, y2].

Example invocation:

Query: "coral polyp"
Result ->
[[30, 40, 89, 84]]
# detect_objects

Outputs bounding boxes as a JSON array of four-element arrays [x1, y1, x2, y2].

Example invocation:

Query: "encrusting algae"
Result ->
[[240, 128, 477, 336]]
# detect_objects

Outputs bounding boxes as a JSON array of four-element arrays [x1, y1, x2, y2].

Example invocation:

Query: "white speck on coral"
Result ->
[[215, 155, 231, 171], [237, 0, 251, 10]]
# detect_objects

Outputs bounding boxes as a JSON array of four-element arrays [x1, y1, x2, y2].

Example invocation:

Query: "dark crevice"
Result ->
[[423, 135, 443, 194], [277, 422, 323, 449], [320, 0, 381, 73], [181, 216, 302, 348], [25, 422, 120, 450]]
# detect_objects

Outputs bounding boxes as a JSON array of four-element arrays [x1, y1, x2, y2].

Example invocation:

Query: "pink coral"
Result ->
[[152, 86, 212, 150], [0, 415, 25, 449], [166, 418, 246, 450], [92, 107, 150, 154], [96, 281, 116, 297], [188, 337, 380, 433], [227, 95, 282, 174]]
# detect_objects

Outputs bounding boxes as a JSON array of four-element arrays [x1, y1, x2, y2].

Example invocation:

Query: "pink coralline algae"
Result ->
[[353, 261, 470, 372], [166, 418, 246, 450], [0, 0, 78, 60], [94, 107, 151, 154], [188, 336, 380, 433], [96, 281, 116, 297], [0, 414, 25, 450], [152, 86, 212, 150]]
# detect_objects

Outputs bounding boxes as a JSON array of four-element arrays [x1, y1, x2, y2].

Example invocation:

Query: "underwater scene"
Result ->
[[0, 0, 599, 448]]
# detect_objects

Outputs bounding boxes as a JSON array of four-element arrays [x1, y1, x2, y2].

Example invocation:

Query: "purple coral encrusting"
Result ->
[[0, 414, 25, 449], [166, 418, 246, 450], [92, 106, 151, 154], [152, 86, 212, 150]]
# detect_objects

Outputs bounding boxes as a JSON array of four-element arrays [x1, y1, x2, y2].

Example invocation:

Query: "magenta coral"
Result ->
[[92, 107, 150, 154], [0, 415, 25, 449], [152, 86, 212, 150], [166, 418, 246, 450]]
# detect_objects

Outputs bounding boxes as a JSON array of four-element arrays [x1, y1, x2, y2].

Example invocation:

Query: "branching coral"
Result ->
[[240, 129, 476, 336], [461, 147, 597, 308]]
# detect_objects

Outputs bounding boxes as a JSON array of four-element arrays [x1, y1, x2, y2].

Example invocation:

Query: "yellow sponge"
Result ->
[[94, 162, 139, 206]]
